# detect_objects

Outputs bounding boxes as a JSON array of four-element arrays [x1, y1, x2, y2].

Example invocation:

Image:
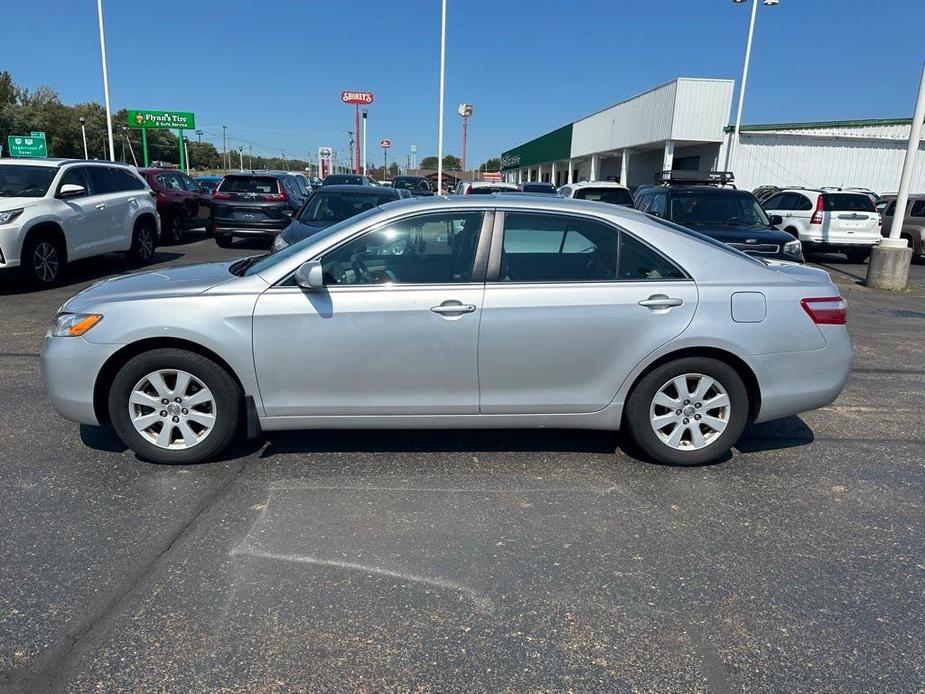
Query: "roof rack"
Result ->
[[654, 170, 736, 187]]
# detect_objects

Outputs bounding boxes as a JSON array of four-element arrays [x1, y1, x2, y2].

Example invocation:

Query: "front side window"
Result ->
[[322, 212, 484, 285], [910, 200, 925, 218], [499, 213, 618, 282], [57, 167, 92, 197]]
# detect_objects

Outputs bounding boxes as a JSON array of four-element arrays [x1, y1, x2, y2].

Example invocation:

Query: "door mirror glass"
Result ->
[[59, 183, 87, 199], [294, 260, 324, 290], [769, 214, 783, 226]]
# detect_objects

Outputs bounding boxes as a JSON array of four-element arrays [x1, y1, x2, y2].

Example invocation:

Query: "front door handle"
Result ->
[[95, 203, 106, 210], [431, 301, 477, 315], [639, 295, 683, 309]]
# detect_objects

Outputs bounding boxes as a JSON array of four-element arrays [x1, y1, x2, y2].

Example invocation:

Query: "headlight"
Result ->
[[0, 208, 23, 225], [49, 313, 103, 337], [783, 239, 802, 256], [272, 235, 289, 252]]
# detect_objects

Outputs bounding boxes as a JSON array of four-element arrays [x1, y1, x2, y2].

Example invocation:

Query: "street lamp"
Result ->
[[346, 131, 355, 174], [78, 116, 88, 159], [362, 109, 368, 177], [95, 0, 115, 162], [458, 103, 473, 174], [436, 0, 447, 194], [724, 0, 779, 172], [238, 146, 244, 171]]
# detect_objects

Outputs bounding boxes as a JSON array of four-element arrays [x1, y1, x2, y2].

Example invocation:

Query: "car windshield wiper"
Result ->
[[228, 255, 267, 276]]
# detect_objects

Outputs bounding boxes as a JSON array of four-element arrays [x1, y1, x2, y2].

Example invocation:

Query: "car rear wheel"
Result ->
[[126, 218, 157, 265], [845, 248, 870, 264], [624, 357, 749, 466], [215, 234, 234, 248], [165, 215, 184, 244], [22, 233, 64, 286], [108, 349, 242, 464]]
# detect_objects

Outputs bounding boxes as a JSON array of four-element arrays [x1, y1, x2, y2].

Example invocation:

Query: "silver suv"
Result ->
[[0, 158, 159, 285]]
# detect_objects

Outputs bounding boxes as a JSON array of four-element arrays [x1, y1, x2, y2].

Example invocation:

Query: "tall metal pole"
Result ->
[[884, 61, 925, 246], [362, 109, 368, 177], [354, 105, 361, 173], [461, 114, 468, 173], [222, 125, 228, 171], [436, 0, 447, 194], [183, 137, 190, 175], [80, 124, 88, 159], [248, 144, 253, 169], [725, 0, 759, 172], [96, 0, 116, 162]]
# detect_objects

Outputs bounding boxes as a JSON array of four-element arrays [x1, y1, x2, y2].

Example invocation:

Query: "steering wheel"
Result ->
[[350, 252, 371, 283], [18, 186, 44, 197]]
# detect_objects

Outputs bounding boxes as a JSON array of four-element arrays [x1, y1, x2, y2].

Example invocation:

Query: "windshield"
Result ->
[[0, 165, 57, 197], [239, 206, 385, 277], [574, 187, 633, 206], [669, 191, 770, 227], [299, 191, 396, 223]]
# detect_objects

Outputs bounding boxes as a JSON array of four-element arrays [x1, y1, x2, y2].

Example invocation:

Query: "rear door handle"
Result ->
[[431, 301, 477, 315], [639, 295, 683, 309], [95, 203, 106, 210]]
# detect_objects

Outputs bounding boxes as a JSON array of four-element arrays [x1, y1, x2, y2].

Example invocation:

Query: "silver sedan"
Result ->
[[41, 196, 852, 466]]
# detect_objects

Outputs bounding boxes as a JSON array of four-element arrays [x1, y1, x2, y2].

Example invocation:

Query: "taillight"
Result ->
[[810, 195, 824, 225], [801, 296, 847, 325], [213, 191, 231, 200]]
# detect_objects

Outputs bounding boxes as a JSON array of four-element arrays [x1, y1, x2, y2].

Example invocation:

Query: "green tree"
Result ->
[[419, 156, 438, 170], [442, 155, 462, 171], [480, 158, 501, 172]]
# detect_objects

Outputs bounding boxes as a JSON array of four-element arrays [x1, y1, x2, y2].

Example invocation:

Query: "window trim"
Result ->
[[273, 208, 494, 289], [485, 210, 690, 285]]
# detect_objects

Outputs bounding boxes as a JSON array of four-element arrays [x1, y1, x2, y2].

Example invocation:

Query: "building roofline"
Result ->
[[724, 117, 915, 133]]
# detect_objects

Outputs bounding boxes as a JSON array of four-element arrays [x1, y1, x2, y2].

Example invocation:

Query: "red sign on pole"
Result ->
[[341, 91, 374, 105], [379, 138, 391, 149]]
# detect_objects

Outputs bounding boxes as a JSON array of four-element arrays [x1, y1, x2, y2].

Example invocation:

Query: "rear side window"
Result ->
[[87, 167, 118, 194], [822, 193, 875, 212], [573, 187, 633, 206], [219, 176, 280, 195], [618, 234, 685, 281], [112, 169, 146, 191], [910, 200, 925, 218]]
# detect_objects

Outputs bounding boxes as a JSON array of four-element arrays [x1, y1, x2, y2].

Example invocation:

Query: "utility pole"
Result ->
[[96, 0, 115, 161], [346, 131, 354, 174], [195, 129, 203, 144], [281, 148, 287, 170], [362, 109, 368, 176], [248, 144, 253, 169], [222, 125, 228, 171]]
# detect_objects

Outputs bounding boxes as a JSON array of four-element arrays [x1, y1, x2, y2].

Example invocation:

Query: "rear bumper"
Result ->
[[802, 238, 879, 250], [747, 325, 853, 423], [41, 336, 122, 426], [213, 222, 288, 237]]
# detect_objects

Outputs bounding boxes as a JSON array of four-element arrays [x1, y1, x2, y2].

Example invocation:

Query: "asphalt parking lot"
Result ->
[[1, 234, 923, 693]]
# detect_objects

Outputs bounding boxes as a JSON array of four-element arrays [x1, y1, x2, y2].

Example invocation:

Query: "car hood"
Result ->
[[63, 261, 239, 311], [683, 224, 795, 243], [278, 219, 336, 245], [0, 197, 44, 212]]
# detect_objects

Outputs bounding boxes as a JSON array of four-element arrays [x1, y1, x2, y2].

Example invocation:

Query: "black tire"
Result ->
[[108, 348, 242, 464], [164, 214, 184, 244], [22, 232, 64, 287], [126, 218, 157, 265], [845, 248, 870, 264], [623, 357, 749, 466], [215, 233, 234, 248]]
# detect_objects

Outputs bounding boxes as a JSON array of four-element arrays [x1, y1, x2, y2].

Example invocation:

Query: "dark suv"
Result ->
[[211, 172, 308, 247], [634, 172, 803, 263]]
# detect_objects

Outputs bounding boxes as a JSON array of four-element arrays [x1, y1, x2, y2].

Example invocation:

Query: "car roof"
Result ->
[[563, 180, 629, 189], [138, 167, 187, 174], [316, 184, 399, 194], [655, 185, 753, 195], [224, 171, 289, 178], [0, 157, 134, 169], [778, 188, 869, 196]]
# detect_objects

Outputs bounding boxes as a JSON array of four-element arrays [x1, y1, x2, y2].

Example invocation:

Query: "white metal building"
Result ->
[[502, 77, 925, 194]]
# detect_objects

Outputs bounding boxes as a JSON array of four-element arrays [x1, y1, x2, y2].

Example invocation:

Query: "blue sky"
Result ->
[[4, 1, 923, 166]]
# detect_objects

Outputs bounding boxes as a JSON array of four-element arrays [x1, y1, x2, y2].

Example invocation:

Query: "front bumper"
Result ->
[[41, 336, 122, 425]]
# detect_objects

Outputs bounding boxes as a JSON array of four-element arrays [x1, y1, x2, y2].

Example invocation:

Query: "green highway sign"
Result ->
[[7, 132, 48, 158], [127, 110, 196, 130]]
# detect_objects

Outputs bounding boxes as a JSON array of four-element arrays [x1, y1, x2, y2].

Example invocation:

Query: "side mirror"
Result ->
[[59, 183, 87, 199], [282, 209, 294, 218], [294, 260, 324, 290], [769, 214, 783, 226]]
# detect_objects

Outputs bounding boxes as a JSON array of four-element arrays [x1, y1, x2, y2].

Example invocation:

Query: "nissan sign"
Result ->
[[341, 91, 374, 105]]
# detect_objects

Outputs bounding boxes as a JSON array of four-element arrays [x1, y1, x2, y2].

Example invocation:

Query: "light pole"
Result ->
[[436, 0, 447, 194], [78, 116, 88, 159], [362, 109, 368, 177], [238, 146, 244, 171], [195, 129, 203, 144], [346, 131, 354, 174], [724, 0, 778, 173], [458, 103, 473, 173], [221, 125, 228, 171], [95, 0, 115, 162]]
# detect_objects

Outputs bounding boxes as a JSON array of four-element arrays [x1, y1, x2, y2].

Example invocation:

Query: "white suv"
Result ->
[[0, 158, 159, 285], [761, 188, 880, 262], [558, 181, 634, 207]]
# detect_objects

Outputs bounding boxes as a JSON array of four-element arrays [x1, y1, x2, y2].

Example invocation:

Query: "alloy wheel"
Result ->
[[129, 369, 217, 450], [33, 242, 60, 283], [649, 373, 730, 451]]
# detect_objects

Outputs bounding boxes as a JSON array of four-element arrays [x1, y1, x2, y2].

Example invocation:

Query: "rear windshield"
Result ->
[[574, 187, 633, 206], [522, 183, 556, 193], [469, 185, 517, 194], [393, 178, 431, 191], [324, 175, 365, 186], [299, 191, 397, 222], [822, 193, 875, 212], [218, 176, 280, 194], [0, 165, 57, 197]]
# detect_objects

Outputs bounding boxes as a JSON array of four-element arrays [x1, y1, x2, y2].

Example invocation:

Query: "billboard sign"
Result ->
[[341, 91, 374, 105], [128, 110, 196, 129], [7, 132, 48, 158], [379, 138, 391, 149]]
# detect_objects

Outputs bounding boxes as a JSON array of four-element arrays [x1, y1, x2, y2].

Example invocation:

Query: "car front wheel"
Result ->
[[215, 234, 234, 248], [108, 348, 241, 464], [624, 357, 749, 466], [22, 233, 64, 286]]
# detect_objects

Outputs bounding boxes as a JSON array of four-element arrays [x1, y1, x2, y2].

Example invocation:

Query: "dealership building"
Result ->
[[501, 77, 925, 193]]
